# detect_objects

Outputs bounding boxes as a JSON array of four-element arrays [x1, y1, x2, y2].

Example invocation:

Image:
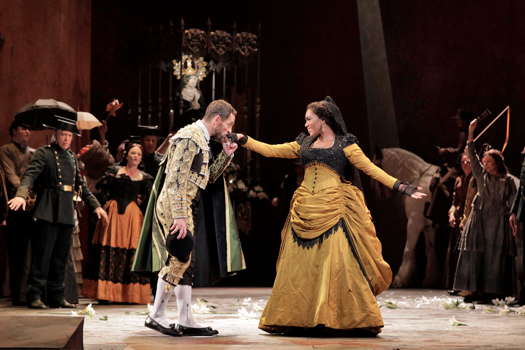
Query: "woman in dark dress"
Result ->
[[454, 119, 518, 303], [83, 143, 153, 304]]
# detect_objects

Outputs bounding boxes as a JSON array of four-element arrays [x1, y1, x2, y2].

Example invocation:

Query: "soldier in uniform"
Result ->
[[8, 117, 108, 309], [0, 120, 34, 305], [134, 99, 237, 336]]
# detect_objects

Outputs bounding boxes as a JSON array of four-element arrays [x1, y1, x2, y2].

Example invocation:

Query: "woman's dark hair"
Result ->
[[483, 149, 508, 175], [120, 142, 143, 166], [306, 96, 348, 136]]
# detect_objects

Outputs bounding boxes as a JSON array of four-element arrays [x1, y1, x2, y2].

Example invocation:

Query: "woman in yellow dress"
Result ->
[[234, 97, 425, 335]]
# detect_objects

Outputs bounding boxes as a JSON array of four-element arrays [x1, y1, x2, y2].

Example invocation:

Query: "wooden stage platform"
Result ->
[[1, 288, 524, 349]]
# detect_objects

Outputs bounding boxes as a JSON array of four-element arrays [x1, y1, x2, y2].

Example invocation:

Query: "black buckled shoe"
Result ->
[[28, 299, 48, 309], [145, 316, 183, 336], [49, 299, 76, 308], [176, 324, 219, 336]]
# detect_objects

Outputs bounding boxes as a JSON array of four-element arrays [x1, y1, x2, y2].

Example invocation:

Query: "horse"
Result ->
[[371, 148, 441, 288]]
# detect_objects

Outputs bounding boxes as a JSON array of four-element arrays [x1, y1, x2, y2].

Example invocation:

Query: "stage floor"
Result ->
[[1, 288, 525, 349]]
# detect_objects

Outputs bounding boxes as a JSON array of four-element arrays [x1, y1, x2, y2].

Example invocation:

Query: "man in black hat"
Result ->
[[8, 117, 108, 309], [0, 120, 34, 305]]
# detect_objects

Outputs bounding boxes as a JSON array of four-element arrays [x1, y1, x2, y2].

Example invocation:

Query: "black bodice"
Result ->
[[97, 167, 153, 214], [297, 133, 358, 181]]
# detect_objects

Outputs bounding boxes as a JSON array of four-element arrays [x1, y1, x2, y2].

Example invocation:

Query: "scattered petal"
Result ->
[[449, 316, 468, 326], [498, 306, 515, 315], [505, 297, 517, 306], [383, 301, 398, 309], [75, 304, 96, 318], [237, 306, 258, 319], [192, 299, 217, 314], [133, 311, 149, 316], [443, 300, 462, 310]]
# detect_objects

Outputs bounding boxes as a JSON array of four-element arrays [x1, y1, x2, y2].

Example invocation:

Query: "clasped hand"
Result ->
[[222, 140, 238, 156]]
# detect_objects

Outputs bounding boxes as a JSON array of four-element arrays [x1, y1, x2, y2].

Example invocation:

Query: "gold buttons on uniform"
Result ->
[[55, 150, 63, 185]]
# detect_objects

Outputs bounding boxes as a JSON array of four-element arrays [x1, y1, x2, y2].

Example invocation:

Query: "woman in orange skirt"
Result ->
[[83, 143, 153, 304]]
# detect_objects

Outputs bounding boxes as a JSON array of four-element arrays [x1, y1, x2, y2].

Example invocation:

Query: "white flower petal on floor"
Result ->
[[252, 302, 264, 312], [73, 304, 96, 319], [505, 296, 517, 305], [449, 316, 467, 326], [443, 299, 467, 310], [498, 306, 513, 315], [378, 295, 465, 309], [241, 297, 253, 305], [237, 306, 258, 319], [383, 301, 398, 309], [191, 298, 218, 314]]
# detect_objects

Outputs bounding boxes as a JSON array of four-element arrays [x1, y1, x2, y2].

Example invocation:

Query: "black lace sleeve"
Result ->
[[342, 133, 358, 147], [295, 132, 308, 145]]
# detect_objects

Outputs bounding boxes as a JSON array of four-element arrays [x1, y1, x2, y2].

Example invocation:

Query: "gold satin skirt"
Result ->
[[259, 164, 392, 333]]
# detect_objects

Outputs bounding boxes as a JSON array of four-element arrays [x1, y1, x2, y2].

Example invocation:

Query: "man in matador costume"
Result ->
[[133, 99, 241, 336]]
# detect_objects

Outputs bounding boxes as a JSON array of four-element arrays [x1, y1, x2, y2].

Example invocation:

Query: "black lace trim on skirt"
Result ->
[[84, 244, 151, 285], [292, 219, 344, 248]]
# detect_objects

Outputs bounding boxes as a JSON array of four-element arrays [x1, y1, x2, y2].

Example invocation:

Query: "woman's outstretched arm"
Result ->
[[344, 143, 426, 199], [237, 134, 300, 159], [344, 143, 397, 188]]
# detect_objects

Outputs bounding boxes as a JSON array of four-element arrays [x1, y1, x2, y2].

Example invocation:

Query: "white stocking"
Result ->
[[174, 285, 202, 327], [149, 278, 174, 327]]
